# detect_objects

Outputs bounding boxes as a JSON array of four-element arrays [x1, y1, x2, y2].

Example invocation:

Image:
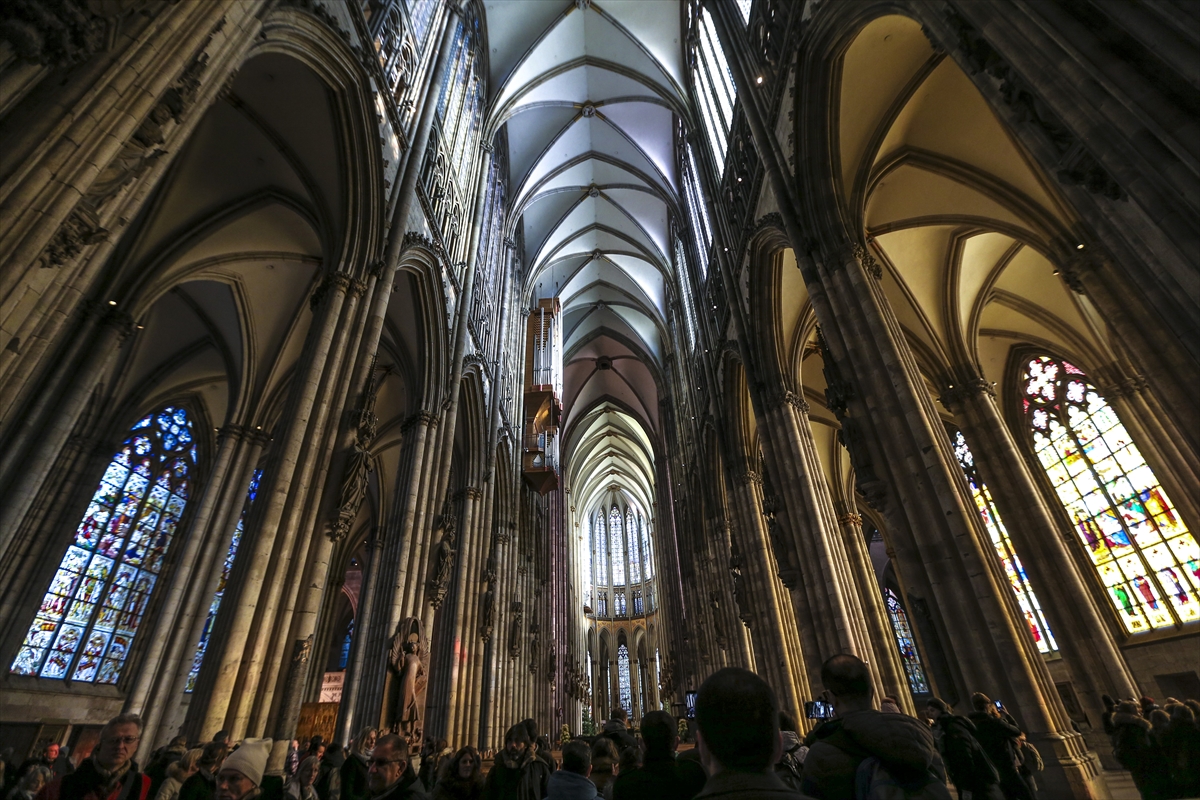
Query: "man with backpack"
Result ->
[[925, 698, 1004, 800], [800, 655, 950, 799]]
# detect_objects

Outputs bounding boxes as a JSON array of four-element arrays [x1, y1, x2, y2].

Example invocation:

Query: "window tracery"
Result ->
[[951, 432, 1057, 653], [594, 512, 608, 586], [627, 508, 640, 584], [11, 407, 196, 683], [185, 467, 262, 691], [690, 6, 737, 168], [674, 237, 698, 351], [640, 513, 654, 580], [610, 506, 625, 586], [618, 644, 632, 713], [1022, 355, 1198, 631], [683, 145, 713, 279], [884, 588, 929, 694]]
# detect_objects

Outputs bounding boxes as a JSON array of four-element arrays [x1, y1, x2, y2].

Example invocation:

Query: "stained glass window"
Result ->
[[627, 509, 641, 584], [618, 644, 632, 713], [615, 591, 627, 617], [1022, 355, 1199, 631], [683, 145, 713, 279], [951, 432, 1057, 653], [736, 0, 753, 25], [632, 589, 644, 615], [598, 591, 608, 617], [640, 513, 654, 580], [884, 588, 929, 694], [11, 407, 196, 683], [610, 506, 625, 586], [339, 619, 354, 670], [436, 11, 484, 187], [595, 512, 608, 585], [674, 238, 698, 351], [406, 0, 438, 46], [692, 6, 737, 167], [186, 468, 262, 691]]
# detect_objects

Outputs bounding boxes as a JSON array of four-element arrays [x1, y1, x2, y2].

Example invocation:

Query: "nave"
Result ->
[[0, 2, 1197, 799]]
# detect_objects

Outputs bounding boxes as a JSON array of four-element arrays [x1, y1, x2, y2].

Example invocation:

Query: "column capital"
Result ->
[[939, 363, 996, 410], [836, 512, 863, 528]]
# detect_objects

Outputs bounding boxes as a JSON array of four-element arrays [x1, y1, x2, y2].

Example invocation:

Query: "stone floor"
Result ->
[[1100, 770, 1142, 800]]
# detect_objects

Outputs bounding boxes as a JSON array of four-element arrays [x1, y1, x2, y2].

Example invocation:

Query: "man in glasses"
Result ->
[[367, 735, 425, 799], [36, 713, 150, 800]]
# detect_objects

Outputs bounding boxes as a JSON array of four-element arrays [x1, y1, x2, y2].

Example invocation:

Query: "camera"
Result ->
[[685, 690, 698, 720], [805, 700, 835, 720]]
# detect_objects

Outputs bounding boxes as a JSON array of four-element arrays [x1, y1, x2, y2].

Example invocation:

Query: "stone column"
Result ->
[[195, 271, 354, 740], [833, 502, 912, 710], [941, 369, 1139, 710]]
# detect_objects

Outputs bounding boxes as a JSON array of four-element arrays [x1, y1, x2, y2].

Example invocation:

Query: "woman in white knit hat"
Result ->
[[215, 740, 271, 800]]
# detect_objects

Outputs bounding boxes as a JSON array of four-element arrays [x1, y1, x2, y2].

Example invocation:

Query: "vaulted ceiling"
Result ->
[[484, 0, 686, 515]]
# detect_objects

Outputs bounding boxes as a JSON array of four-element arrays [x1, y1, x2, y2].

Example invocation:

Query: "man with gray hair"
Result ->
[[35, 713, 150, 800]]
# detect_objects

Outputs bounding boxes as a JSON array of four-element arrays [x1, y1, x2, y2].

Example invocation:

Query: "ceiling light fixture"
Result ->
[[108, 300, 117, 306], [756, 76, 764, 84], [1076, 243, 1085, 250]]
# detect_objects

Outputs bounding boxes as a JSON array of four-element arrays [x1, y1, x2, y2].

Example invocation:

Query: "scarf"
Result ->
[[91, 758, 133, 796]]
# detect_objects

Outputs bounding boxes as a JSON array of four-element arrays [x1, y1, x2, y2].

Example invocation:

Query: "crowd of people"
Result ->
[[3, 659, 1197, 800]]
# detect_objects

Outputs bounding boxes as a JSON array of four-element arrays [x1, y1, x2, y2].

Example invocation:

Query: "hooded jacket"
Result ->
[[800, 709, 943, 800], [966, 713, 1021, 776], [482, 751, 549, 800], [932, 714, 998, 792], [544, 771, 598, 800]]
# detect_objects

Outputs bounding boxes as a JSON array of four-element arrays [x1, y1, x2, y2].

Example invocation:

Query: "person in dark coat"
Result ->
[[15, 744, 58, 786], [146, 737, 189, 798], [967, 694, 1032, 800], [1109, 700, 1169, 800], [483, 725, 549, 800], [366, 735, 426, 800], [800, 656, 947, 800], [692, 667, 813, 799], [342, 728, 377, 800], [1162, 703, 1200, 800], [543, 742, 597, 800], [611, 711, 705, 800], [430, 747, 483, 800], [926, 698, 1002, 800], [599, 712, 635, 755], [315, 742, 344, 800], [178, 742, 228, 800], [586, 740, 617, 800], [35, 714, 150, 800]]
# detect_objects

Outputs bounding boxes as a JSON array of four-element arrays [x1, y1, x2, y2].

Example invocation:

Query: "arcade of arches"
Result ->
[[0, 1, 1196, 796]]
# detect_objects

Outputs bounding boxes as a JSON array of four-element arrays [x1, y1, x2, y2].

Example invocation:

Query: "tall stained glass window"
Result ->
[[952, 432, 1058, 654], [595, 512, 608, 585], [186, 468, 262, 691], [11, 407, 196, 683], [610, 506, 625, 586], [1022, 355, 1199, 631], [691, 6, 737, 167], [674, 238, 698, 351], [884, 588, 929, 694], [615, 591, 627, 617], [736, 0, 752, 25], [640, 514, 654, 580], [406, 0, 438, 44], [617, 644, 632, 713], [632, 589, 644, 615], [683, 145, 713, 279], [627, 508, 641, 584]]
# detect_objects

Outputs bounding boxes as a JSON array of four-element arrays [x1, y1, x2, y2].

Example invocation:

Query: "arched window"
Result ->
[[339, 619, 354, 670], [640, 513, 654, 580], [951, 432, 1057, 653], [406, 0, 437, 43], [690, 5, 736, 167], [11, 407, 197, 683], [594, 512, 608, 585], [884, 588, 929, 694], [674, 237, 698, 351], [627, 508, 641, 584], [186, 467, 262, 691], [682, 144, 713, 279], [610, 506, 625, 586], [436, 10, 484, 188], [1022, 355, 1198, 631], [617, 644, 632, 713]]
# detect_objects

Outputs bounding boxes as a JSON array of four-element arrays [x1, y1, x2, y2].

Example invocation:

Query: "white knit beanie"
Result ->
[[222, 738, 272, 786]]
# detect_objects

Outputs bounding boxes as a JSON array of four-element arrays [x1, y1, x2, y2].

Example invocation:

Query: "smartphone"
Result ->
[[685, 690, 698, 719], [805, 700, 835, 719], [994, 700, 1003, 710]]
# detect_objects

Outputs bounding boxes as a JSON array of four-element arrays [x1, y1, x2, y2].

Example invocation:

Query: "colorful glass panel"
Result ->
[[640, 513, 654, 580], [1022, 356, 1199, 632], [952, 431, 1058, 653], [610, 507, 625, 586], [11, 407, 195, 682], [618, 644, 632, 713], [627, 509, 641, 584], [595, 513, 608, 585], [185, 468, 262, 692], [884, 588, 929, 694]]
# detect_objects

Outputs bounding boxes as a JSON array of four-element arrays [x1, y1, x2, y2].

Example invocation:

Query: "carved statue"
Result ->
[[729, 546, 753, 627], [387, 618, 425, 739], [508, 601, 523, 660], [479, 585, 495, 642], [331, 438, 373, 541], [427, 527, 453, 609], [483, 550, 498, 584], [528, 618, 541, 675]]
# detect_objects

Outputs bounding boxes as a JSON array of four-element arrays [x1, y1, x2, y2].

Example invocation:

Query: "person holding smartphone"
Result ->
[[967, 694, 1034, 800]]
